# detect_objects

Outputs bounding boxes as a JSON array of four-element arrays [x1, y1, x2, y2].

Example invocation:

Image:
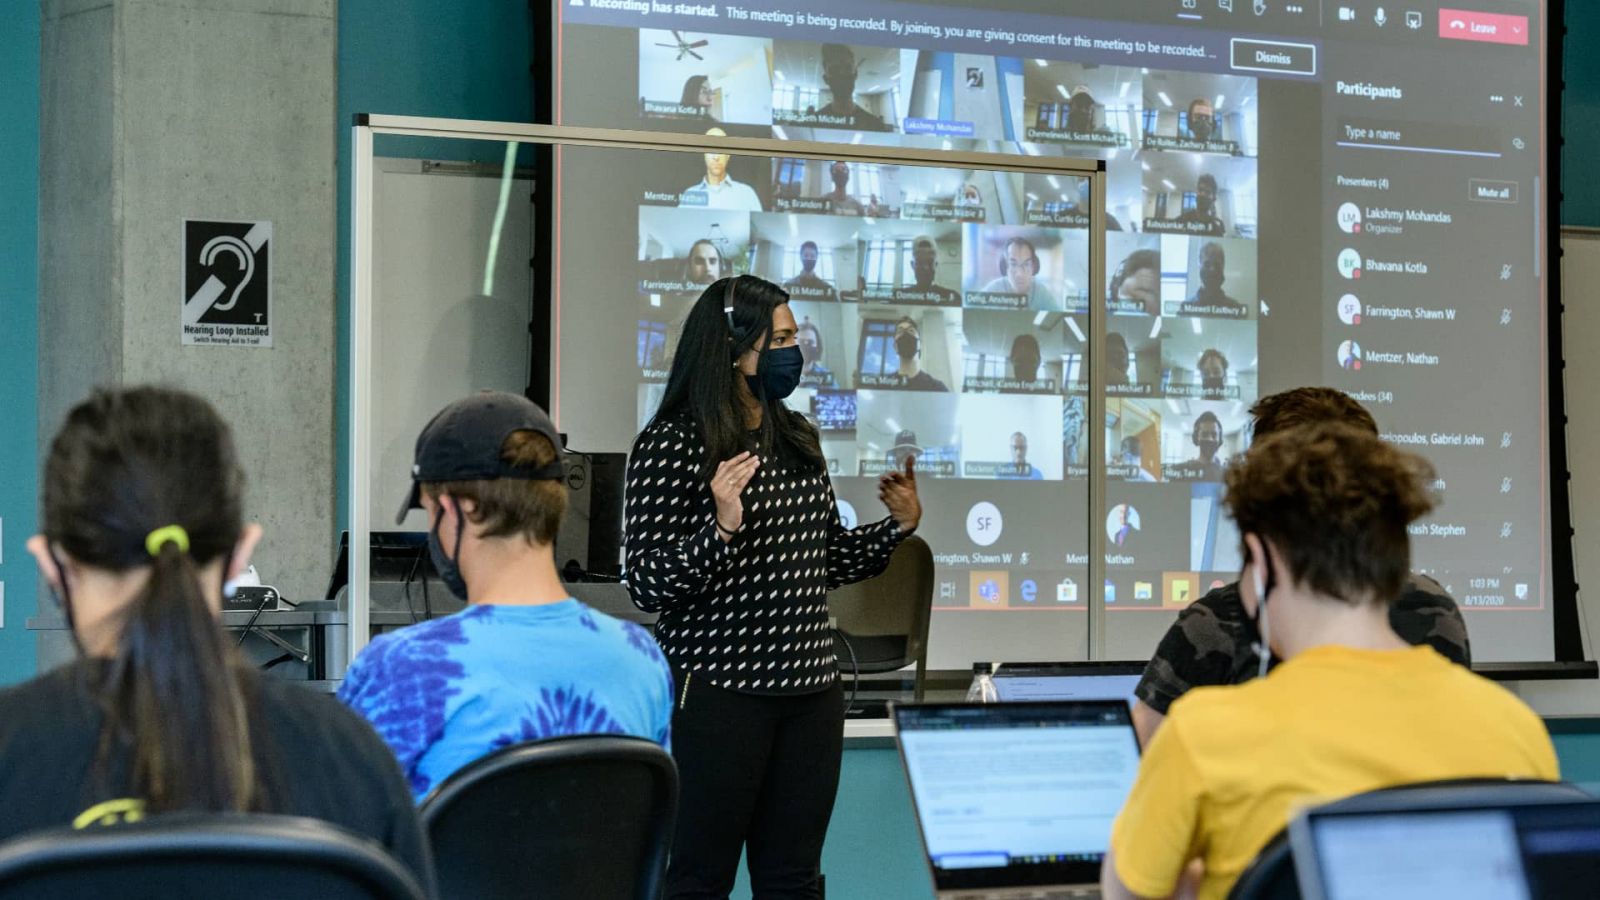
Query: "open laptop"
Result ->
[[1290, 796, 1600, 900], [989, 662, 1144, 705], [891, 701, 1142, 899]]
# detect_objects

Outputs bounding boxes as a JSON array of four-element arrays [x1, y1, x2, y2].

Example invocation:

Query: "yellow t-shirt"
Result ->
[[1110, 645, 1559, 900]]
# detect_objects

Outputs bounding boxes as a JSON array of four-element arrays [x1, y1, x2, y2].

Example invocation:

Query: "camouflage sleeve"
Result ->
[[1390, 574, 1472, 666], [1134, 588, 1245, 714]]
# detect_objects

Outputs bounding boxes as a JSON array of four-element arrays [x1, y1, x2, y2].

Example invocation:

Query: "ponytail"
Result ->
[[98, 542, 257, 811], [43, 387, 266, 814]]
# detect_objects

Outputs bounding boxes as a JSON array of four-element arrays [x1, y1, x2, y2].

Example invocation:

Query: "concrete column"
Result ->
[[40, 0, 337, 618]]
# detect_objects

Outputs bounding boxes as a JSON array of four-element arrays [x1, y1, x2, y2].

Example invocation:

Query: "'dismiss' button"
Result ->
[[1230, 38, 1317, 75]]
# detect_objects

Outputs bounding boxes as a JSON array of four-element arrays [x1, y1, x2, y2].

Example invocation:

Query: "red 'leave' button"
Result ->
[[1439, 8, 1530, 45]]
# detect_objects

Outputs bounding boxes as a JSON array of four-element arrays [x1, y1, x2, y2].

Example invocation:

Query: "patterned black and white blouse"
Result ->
[[624, 413, 908, 695]]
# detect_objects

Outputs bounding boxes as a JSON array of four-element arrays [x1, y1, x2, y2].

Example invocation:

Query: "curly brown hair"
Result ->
[[1249, 387, 1377, 442], [1225, 422, 1436, 605]]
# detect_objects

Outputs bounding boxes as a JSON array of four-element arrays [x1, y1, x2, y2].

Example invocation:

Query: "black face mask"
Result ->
[[429, 503, 469, 600], [746, 345, 804, 401], [895, 332, 919, 360], [47, 544, 86, 658], [1191, 114, 1215, 141]]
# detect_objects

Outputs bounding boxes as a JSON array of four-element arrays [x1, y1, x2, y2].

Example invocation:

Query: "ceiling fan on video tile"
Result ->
[[657, 30, 709, 61]]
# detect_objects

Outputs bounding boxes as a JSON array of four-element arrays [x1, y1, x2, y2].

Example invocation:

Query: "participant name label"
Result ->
[[1365, 306, 1457, 321], [1386, 432, 1487, 447]]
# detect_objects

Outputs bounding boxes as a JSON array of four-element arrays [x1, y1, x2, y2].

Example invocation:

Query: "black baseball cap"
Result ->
[[395, 391, 564, 524]]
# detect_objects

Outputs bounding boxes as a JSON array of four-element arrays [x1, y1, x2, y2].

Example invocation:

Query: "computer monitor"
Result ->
[[1290, 797, 1600, 900], [324, 530, 462, 618], [892, 701, 1141, 893], [990, 661, 1144, 704]]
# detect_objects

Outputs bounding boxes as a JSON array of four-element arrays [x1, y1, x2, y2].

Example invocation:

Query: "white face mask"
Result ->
[[1250, 560, 1272, 678], [1248, 560, 1273, 672]]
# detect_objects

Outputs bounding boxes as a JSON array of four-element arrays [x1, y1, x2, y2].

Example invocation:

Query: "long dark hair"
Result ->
[[680, 74, 709, 107], [42, 386, 264, 812], [651, 275, 823, 476]]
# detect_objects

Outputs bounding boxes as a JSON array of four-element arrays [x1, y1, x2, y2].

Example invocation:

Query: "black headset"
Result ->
[[998, 237, 1041, 276], [1192, 410, 1224, 446], [687, 239, 727, 284]]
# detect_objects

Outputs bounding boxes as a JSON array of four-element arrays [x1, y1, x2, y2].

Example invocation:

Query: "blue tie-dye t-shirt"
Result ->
[[338, 600, 674, 802]]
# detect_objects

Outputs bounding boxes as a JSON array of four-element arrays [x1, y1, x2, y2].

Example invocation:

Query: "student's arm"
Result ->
[[1131, 699, 1166, 749], [1102, 716, 1207, 900], [1131, 592, 1240, 745], [336, 638, 432, 784], [376, 757, 437, 893], [1101, 853, 1204, 900], [622, 423, 737, 613], [330, 692, 438, 893]]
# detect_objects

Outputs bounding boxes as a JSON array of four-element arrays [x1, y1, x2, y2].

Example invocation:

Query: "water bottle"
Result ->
[[966, 662, 999, 703]]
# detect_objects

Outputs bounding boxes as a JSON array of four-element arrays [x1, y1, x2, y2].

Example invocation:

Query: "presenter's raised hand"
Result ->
[[878, 456, 922, 533], [712, 451, 761, 541]]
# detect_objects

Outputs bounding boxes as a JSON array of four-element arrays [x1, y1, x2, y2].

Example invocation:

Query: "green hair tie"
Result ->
[[144, 525, 190, 557]]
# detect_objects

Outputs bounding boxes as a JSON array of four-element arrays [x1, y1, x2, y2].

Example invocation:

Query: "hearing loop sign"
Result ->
[[182, 219, 272, 347]]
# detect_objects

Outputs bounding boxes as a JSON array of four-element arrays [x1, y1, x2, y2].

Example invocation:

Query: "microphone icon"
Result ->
[[1374, 6, 1387, 26]]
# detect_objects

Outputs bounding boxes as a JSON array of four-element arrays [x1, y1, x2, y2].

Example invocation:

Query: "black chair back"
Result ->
[[1228, 778, 1591, 900], [0, 814, 428, 900], [420, 735, 678, 900], [827, 534, 935, 698]]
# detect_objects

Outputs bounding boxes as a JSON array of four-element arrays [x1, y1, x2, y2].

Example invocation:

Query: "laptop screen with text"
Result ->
[[895, 701, 1140, 873]]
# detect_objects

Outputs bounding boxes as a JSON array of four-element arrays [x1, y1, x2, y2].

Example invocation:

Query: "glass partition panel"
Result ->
[[353, 120, 1104, 679]]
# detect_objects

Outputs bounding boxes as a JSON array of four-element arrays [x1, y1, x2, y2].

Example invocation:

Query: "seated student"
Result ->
[[340, 391, 673, 802], [0, 387, 432, 887], [1177, 241, 1246, 317], [996, 432, 1044, 480], [979, 237, 1059, 311], [679, 127, 762, 212], [684, 238, 725, 286], [784, 241, 838, 301], [1103, 422, 1558, 900], [1109, 248, 1159, 314], [1131, 387, 1470, 746], [1173, 173, 1225, 236]]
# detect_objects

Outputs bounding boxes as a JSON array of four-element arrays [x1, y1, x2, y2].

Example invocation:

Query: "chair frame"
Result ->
[[0, 813, 428, 900], [828, 533, 935, 700], [420, 734, 678, 900]]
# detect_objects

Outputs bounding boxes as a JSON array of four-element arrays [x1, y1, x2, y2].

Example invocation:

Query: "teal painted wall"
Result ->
[[0, 2, 41, 684], [1562, 2, 1600, 226]]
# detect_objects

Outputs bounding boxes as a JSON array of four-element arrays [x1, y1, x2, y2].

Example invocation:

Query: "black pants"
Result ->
[[666, 670, 844, 900]]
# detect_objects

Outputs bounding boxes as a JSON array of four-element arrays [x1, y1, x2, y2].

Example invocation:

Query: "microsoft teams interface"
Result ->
[[549, 0, 1552, 661]]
